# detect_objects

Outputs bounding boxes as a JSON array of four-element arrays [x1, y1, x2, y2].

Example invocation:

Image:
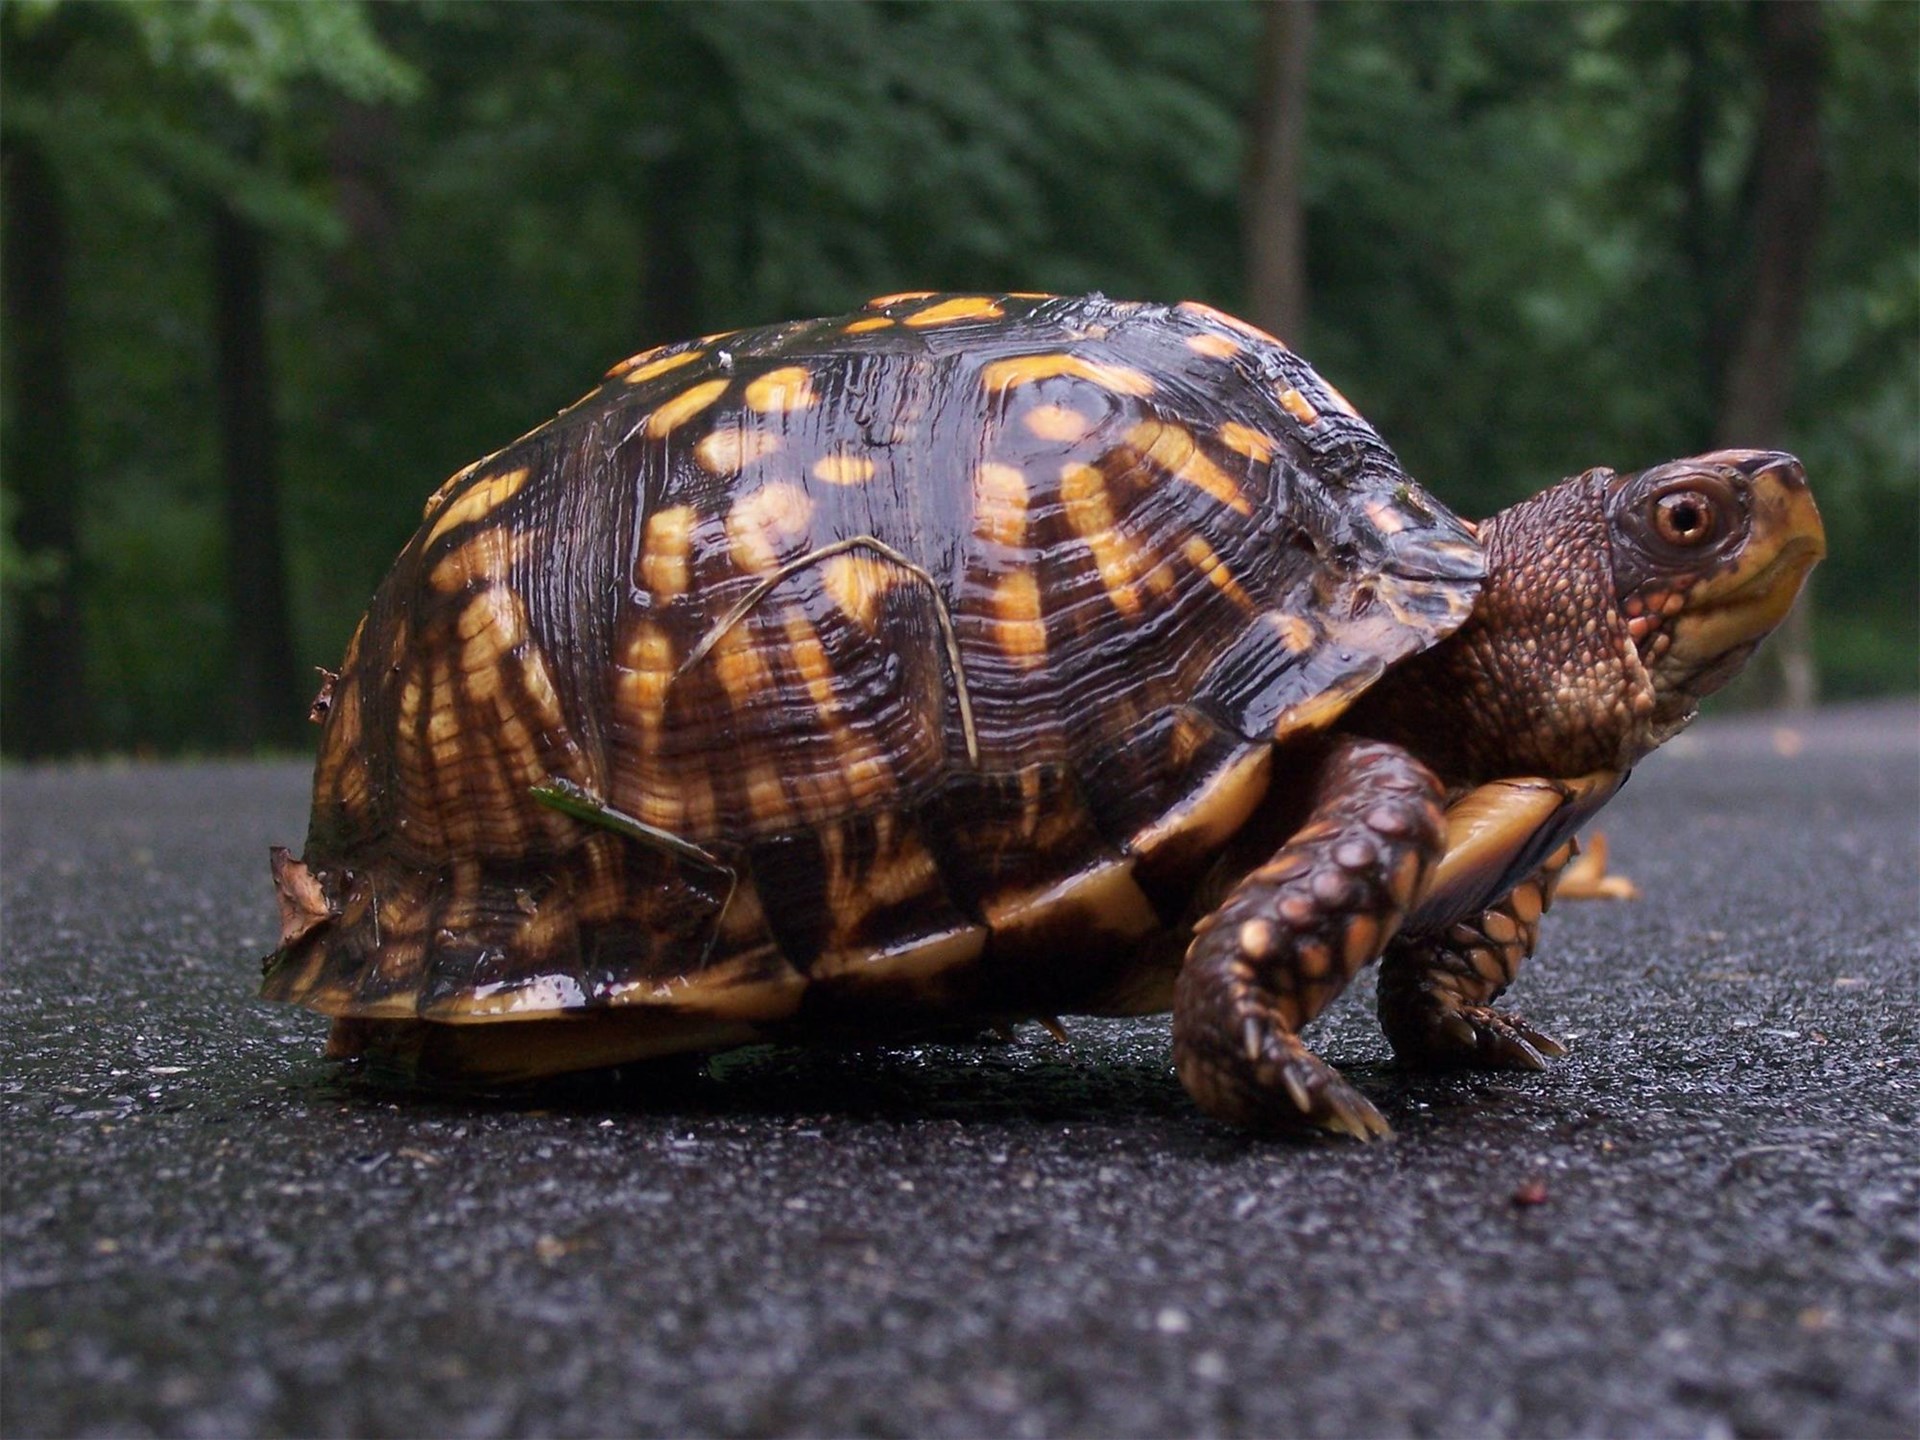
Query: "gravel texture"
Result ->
[[3, 702, 1915, 1438]]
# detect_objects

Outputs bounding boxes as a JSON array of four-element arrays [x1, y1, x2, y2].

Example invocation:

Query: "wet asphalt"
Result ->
[[2, 702, 1915, 1439]]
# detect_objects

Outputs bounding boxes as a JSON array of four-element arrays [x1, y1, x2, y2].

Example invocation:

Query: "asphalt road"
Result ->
[[3, 702, 1915, 1438]]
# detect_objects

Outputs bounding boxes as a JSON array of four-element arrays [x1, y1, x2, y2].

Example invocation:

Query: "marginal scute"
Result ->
[[810, 923, 987, 985], [1129, 743, 1271, 868], [981, 855, 1158, 943]]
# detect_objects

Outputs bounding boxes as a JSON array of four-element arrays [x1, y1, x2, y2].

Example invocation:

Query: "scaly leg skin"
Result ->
[[1377, 838, 1580, 1071], [1173, 738, 1446, 1139]]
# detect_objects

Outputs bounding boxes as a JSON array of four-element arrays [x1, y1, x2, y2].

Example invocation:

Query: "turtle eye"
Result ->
[[1652, 490, 1717, 547]]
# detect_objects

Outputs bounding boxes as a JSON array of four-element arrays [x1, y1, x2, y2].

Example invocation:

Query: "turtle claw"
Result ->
[[1177, 1016, 1392, 1139], [1401, 1004, 1566, 1071], [1256, 1033, 1393, 1140]]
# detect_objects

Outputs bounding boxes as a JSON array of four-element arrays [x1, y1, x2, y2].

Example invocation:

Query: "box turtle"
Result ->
[[263, 292, 1824, 1137]]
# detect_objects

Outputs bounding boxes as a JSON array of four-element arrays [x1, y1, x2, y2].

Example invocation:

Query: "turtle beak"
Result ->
[[1664, 450, 1825, 671]]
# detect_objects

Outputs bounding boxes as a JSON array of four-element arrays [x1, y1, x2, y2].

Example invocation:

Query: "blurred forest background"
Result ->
[[2, 0, 1914, 758]]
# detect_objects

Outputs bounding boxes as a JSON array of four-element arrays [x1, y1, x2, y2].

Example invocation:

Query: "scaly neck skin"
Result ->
[[1344, 472, 1655, 789]]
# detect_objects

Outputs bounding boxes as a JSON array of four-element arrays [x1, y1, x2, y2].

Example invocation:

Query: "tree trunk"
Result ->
[[1242, 0, 1315, 345], [1714, 0, 1826, 709], [1, 135, 91, 757], [212, 198, 304, 748]]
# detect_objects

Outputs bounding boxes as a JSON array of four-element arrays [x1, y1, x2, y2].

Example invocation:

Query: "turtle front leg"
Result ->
[[1173, 738, 1445, 1139], [1377, 839, 1580, 1071]]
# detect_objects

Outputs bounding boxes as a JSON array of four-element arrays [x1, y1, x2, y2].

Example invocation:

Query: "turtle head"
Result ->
[[1605, 450, 1825, 744], [1343, 450, 1823, 783]]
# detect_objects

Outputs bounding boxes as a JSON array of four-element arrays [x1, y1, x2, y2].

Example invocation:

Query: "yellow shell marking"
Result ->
[[779, 610, 840, 714], [604, 343, 668, 379], [982, 857, 1159, 942], [616, 619, 675, 734], [1128, 420, 1252, 517], [726, 481, 814, 575], [868, 290, 937, 307], [710, 623, 776, 715], [994, 570, 1048, 669], [1219, 423, 1276, 464], [421, 460, 481, 521], [1061, 462, 1144, 617], [1130, 745, 1272, 864], [1181, 534, 1253, 608], [1364, 498, 1412, 536], [516, 632, 568, 733], [777, 615, 892, 813], [1022, 404, 1094, 443], [980, 354, 1156, 398], [1277, 387, 1320, 425], [456, 586, 532, 699], [619, 349, 702, 387], [696, 426, 782, 475], [905, 296, 1005, 328], [974, 463, 1030, 547], [455, 584, 525, 648], [426, 466, 530, 546], [640, 505, 696, 599], [430, 525, 525, 594], [821, 551, 895, 630], [1268, 613, 1319, 654], [1185, 333, 1241, 360], [844, 316, 895, 334], [812, 452, 876, 486], [1177, 300, 1287, 348], [744, 366, 817, 414], [645, 379, 729, 438]]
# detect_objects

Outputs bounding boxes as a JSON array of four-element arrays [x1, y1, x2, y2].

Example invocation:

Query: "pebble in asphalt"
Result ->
[[2, 703, 1915, 1437]]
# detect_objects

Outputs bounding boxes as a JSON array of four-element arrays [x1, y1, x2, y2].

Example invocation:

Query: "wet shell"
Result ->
[[263, 293, 1483, 1069]]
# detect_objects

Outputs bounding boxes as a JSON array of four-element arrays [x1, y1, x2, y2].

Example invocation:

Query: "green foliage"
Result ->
[[3, 0, 1913, 753]]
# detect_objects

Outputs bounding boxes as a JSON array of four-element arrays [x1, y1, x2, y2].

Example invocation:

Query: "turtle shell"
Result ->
[[263, 292, 1483, 1056]]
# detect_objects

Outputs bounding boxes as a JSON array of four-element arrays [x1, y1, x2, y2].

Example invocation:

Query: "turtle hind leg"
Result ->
[[1377, 840, 1579, 1071], [1173, 738, 1446, 1139], [1552, 830, 1643, 901]]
